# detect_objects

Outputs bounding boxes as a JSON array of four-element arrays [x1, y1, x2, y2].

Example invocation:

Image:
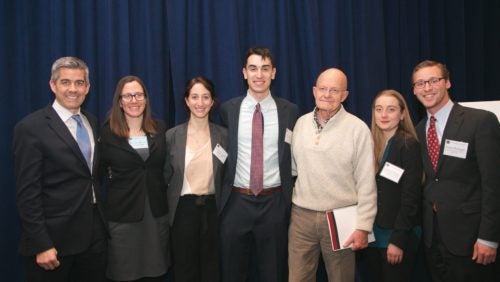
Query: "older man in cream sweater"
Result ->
[[288, 68, 377, 282]]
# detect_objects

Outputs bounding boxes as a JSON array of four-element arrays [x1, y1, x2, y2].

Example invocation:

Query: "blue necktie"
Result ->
[[72, 115, 92, 169]]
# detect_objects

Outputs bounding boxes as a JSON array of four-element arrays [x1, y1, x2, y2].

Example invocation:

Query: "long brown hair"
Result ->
[[370, 89, 418, 170], [108, 75, 157, 138]]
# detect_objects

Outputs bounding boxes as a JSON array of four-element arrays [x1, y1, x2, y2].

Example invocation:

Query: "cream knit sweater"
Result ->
[[291, 106, 377, 232]]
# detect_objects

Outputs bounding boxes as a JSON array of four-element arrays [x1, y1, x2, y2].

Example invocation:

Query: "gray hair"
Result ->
[[50, 57, 90, 84]]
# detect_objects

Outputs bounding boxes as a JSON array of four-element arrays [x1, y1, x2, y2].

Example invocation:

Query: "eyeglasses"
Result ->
[[121, 92, 145, 102], [316, 87, 346, 95], [413, 77, 444, 89]]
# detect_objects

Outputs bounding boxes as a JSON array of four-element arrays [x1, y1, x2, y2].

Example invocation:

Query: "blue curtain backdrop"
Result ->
[[1, 0, 499, 280]]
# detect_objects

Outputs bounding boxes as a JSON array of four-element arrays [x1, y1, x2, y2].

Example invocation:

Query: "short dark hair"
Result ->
[[243, 47, 274, 67]]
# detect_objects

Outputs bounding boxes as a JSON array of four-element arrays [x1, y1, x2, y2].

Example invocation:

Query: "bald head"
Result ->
[[316, 68, 348, 90], [313, 68, 349, 116]]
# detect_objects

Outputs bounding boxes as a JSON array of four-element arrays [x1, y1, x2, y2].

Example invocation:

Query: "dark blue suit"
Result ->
[[416, 104, 500, 282], [13, 105, 107, 282], [219, 95, 298, 282]]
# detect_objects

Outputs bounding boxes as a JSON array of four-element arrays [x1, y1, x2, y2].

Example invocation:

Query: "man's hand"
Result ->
[[343, 229, 368, 251], [472, 242, 497, 265], [386, 243, 404, 265], [36, 248, 60, 270]]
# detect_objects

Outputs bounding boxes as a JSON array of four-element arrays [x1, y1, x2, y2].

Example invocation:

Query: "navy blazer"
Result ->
[[375, 134, 422, 249], [416, 104, 500, 256], [219, 95, 298, 214], [99, 120, 168, 222], [13, 105, 105, 256], [164, 122, 228, 226]]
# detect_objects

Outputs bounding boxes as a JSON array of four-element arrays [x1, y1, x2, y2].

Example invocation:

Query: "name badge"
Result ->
[[379, 162, 405, 183], [213, 143, 228, 164], [285, 128, 293, 144], [128, 136, 148, 149], [443, 139, 468, 159]]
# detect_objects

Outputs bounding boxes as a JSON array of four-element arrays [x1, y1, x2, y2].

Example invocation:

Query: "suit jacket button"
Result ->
[[434, 178, 439, 182]]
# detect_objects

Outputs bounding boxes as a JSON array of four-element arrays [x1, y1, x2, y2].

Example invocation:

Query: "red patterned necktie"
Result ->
[[250, 103, 263, 196], [427, 116, 440, 172]]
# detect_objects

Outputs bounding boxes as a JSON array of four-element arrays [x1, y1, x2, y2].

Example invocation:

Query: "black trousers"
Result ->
[[171, 195, 219, 282], [24, 206, 107, 282], [363, 231, 420, 282], [426, 215, 496, 282], [219, 191, 288, 282]]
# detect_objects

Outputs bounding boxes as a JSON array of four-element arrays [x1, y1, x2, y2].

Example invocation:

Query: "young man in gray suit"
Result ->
[[413, 60, 500, 282], [219, 47, 298, 282]]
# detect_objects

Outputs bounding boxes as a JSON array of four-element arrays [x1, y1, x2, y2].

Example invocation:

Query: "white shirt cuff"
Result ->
[[477, 238, 498, 248]]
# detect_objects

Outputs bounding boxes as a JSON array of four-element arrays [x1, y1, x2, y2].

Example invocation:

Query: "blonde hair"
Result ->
[[370, 89, 418, 170]]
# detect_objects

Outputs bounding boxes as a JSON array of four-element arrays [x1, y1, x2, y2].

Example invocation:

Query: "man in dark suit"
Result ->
[[13, 57, 107, 282], [413, 60, 500, 282], [219, 47, 298, 282]]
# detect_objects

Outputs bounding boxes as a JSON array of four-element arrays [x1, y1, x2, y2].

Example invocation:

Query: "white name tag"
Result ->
[[379, 162, 405, 183], [213, 143, 228, 164], [443, 139, 468, 159], [285, 128, 293, 144], [128, 136, 148, 149]]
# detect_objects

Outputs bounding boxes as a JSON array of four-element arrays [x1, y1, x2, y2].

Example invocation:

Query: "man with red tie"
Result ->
[[219, 47, 298, 281], [413, 60, 500, 282]]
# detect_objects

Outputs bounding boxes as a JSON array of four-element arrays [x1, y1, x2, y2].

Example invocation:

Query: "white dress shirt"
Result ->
[[234, 92, 281, 189]]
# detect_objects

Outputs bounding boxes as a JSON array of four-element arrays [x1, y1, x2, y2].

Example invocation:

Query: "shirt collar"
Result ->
[[52, 100, 82, 122], [428, 99, 454, 124], [314, 105, 344, 125], [244, 90, 274, 111]]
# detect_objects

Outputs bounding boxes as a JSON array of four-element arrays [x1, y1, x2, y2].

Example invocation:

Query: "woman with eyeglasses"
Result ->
[[363, 89, 423, 282], [100, 75, 169, 282], [164, 76, 227, 282]]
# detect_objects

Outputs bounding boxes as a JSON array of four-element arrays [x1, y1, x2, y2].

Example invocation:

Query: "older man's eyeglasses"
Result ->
[[121, 92, 145, 102], [316, 87, 345, 95], [413, 77, 444, 89]]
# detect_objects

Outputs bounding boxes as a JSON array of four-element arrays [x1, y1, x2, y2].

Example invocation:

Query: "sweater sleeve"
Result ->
[[352, 124, 377, 232]]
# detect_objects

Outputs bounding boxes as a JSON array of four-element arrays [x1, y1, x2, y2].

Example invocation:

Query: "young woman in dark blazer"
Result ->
[[100, 76, 169, 282], [164, 76, 227, 282], [364, 89, 423, 282]]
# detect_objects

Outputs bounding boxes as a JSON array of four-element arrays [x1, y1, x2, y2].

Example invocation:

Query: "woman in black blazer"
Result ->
[[100, 76, 169, 282], [364, 89, 423, 282], [164, 76, 227, 282]]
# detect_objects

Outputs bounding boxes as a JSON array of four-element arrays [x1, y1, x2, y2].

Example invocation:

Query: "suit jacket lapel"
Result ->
[[376, 136, 398, 175], [274, 96, 289, 163], [228, 97, 243, 159], [417, 119, 435, 177], [209, 123, 222, 170], [147, 132, 159, 159], [45, 106, 90, 170], [437, 104, 465, 172], [176, 123, 188, 186], [108, 130, 139, 155]]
